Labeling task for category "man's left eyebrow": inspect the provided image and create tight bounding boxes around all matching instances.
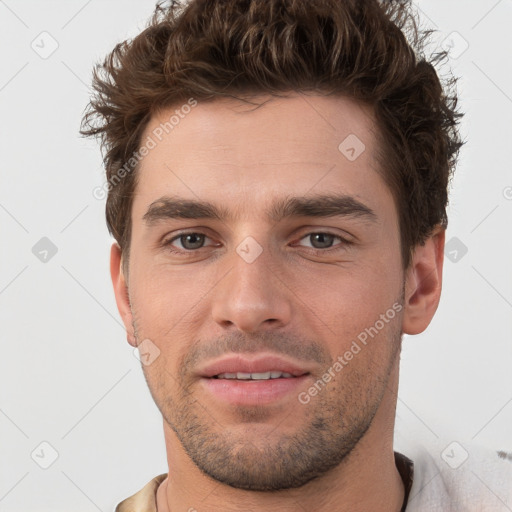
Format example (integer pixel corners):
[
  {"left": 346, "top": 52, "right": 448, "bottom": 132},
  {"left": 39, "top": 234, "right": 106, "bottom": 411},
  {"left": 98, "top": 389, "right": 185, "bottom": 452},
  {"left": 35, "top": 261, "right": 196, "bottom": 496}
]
[
  {"left": 268, "top": 194, "right": 377, "bottom": 223},
  {"left": 142, "top": 194, "right": 377, "bottom": 225}
]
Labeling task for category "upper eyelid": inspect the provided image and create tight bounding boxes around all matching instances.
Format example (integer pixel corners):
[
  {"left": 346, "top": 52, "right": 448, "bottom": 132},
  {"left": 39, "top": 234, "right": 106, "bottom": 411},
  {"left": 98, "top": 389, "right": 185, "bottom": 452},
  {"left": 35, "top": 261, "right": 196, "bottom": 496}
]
[
  {"left": 164, "top": 229, "right": 214, "bottom": 243},
  {"left": 166, "top": 231, "right": 216, "bottom": 247},
  {"left": 295, "top": 232, "right": 346, "bottom": 242}
]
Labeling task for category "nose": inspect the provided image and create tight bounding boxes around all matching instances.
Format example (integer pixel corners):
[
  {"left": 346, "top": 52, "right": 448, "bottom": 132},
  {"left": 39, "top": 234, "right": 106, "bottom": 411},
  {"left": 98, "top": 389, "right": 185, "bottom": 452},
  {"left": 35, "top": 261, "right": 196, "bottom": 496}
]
[{"left": 211, "top": 245, "right": 293, "bottom": 333}]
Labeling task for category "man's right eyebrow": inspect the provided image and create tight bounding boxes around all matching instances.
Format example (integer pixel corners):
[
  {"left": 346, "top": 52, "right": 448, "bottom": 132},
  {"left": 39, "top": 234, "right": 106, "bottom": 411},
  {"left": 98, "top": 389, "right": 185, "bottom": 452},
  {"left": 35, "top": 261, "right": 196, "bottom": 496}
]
[{"left": 143, "top": 197, "right": 227, "bottom": 225}]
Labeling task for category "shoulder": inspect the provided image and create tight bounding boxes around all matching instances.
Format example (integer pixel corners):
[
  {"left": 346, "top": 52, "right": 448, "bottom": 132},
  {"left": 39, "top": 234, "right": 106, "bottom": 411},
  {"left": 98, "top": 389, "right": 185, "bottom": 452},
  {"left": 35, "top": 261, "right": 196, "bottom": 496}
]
[
  {"left": 402, "top": 442, "right": 512, "bottom": 512},
  {"left": 115, "top": 474, "right": 168, "bottom": 512}
]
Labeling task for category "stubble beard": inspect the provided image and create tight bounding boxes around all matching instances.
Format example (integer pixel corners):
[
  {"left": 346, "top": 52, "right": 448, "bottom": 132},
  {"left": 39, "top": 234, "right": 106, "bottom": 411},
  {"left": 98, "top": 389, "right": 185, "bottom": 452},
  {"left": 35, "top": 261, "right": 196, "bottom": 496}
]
[{"left": 135, "top": 317, "right": 404, "bottom": 491}]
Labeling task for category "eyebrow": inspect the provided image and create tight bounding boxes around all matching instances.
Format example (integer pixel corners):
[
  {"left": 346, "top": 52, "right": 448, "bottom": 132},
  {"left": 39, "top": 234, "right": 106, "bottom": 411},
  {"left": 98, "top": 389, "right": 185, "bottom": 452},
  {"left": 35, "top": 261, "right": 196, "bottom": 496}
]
[{"left": 142, "top": 194, "right": 377, "bottom": 225}]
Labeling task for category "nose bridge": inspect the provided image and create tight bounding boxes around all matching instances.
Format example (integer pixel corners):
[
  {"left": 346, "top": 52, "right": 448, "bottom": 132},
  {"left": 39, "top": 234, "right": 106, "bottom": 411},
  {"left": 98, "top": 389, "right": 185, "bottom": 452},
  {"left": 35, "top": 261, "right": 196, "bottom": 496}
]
[{"left": 211, "top": 241, "right": 292, "bottom": 332}]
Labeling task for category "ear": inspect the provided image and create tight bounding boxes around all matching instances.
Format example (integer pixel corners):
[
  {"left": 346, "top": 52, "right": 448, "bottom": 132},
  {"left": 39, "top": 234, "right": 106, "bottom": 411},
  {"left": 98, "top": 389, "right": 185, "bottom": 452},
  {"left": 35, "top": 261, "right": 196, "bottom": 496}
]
[
  {"left": 402, "top": 226, "right": 445, "bottom": 335},
  {"left": 110, "top": 243, "right": 137, "bottom": 347}
]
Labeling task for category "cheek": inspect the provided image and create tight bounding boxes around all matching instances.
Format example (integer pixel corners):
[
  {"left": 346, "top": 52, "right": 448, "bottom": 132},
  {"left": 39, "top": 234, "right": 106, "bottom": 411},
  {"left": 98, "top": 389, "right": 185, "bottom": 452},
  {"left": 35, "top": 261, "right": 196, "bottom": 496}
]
[
  {"left": 290, "top": 260, "right": 401, "bottom": 337},
  {"left": 132, "top": 258, "right": 213, "bottom": 314},
  {"left": 129, "top": 262, "right": 218, "bottom": 362}
]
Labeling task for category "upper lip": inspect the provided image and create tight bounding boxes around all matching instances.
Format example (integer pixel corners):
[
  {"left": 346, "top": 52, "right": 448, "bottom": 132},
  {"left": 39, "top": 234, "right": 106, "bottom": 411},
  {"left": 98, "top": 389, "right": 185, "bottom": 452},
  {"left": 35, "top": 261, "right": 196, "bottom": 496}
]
[{"left": 198, "top": 354, "right": 311, "bottom": 378}]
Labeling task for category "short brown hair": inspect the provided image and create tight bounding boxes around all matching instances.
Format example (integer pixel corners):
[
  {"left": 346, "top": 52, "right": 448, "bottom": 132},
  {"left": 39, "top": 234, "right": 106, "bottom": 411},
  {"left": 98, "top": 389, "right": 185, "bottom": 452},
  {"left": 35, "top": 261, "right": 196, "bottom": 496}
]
[{"left": 81, "top": 0, "right": 463, "bottom": 272}]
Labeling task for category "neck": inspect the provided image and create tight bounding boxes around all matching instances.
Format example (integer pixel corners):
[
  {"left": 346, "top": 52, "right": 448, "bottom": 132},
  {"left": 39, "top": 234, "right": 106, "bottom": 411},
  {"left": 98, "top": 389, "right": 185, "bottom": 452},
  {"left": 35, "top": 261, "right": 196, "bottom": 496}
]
[{"left": 157, "top": 363, "right": 404, "bottom": 512}]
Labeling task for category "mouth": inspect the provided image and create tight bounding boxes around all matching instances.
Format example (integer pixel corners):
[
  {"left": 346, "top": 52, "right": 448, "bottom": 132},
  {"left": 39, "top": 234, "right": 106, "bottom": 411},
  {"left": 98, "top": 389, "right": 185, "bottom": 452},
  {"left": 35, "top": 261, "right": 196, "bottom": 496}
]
[
  {"left": 199, "top": 353, "right": 311, "bottom": 378},
  {"left": 198, "top": 354, "right": 312, "bottom": 405},
  {"left": 212, "top": 371, "right": 305, "bottom": 380}
]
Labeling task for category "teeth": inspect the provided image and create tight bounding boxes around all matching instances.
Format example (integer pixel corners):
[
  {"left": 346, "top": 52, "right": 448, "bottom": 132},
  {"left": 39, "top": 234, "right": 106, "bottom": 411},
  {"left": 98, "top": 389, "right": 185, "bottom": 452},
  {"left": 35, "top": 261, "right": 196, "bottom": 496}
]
[
  {"left": 250, "top": 372, "right": 271, "bottom": 380},
  {"left": 216, "top": 371, "right": 295, "bottom": 380}
]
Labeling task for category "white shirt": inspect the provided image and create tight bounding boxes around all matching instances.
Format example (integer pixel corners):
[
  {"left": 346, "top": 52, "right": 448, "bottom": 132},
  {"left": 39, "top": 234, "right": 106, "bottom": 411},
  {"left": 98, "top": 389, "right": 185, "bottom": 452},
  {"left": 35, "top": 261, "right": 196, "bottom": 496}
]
[{"left": 403, "top": 442, "right": 512, "bottom": 511}]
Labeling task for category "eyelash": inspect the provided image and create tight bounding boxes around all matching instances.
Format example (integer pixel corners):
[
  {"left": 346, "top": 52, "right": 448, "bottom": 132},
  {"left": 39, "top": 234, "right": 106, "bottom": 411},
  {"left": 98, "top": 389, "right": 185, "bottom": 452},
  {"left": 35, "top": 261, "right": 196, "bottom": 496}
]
[{"left": 162, "top": 231, "right": 352, "bottom": 256}]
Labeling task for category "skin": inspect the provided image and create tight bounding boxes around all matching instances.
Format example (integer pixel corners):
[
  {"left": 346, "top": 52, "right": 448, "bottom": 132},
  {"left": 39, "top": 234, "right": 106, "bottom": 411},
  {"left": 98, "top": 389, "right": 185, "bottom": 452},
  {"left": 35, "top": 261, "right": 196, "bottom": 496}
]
[{"left": 111, "top": 92, "right": 445, "bottom": 511}]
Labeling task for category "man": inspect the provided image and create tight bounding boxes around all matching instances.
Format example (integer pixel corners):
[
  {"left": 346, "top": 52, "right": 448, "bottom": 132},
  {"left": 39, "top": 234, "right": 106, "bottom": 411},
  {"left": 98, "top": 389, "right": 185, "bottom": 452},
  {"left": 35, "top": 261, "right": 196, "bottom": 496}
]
[{"left": 81, "top": 0, "right": 511, "bottom": 510}]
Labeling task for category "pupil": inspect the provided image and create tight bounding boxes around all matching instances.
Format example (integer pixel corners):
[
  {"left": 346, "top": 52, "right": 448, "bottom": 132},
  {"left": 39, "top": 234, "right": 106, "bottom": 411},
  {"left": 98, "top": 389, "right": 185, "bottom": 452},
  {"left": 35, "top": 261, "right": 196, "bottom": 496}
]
[
  {"left": 311, "top": 233, "right": 333, "bottom": 249},
  {"left": 183, "top": 233, "right": 204, "bottom": 249}
]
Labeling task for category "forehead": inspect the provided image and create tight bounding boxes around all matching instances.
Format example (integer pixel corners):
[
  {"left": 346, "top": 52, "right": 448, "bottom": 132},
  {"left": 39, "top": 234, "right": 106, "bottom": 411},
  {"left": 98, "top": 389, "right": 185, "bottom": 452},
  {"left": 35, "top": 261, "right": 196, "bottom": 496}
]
[{"left": 133, "top": 93, "right": 394, "bottom": 223}]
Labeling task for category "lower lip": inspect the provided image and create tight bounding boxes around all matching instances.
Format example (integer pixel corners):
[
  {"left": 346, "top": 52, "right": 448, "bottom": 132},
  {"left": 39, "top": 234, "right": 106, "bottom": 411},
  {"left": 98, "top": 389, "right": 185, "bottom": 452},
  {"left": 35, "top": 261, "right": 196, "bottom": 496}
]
[{"left": 201, "top": 375, "right": 310, "bottom": 405}]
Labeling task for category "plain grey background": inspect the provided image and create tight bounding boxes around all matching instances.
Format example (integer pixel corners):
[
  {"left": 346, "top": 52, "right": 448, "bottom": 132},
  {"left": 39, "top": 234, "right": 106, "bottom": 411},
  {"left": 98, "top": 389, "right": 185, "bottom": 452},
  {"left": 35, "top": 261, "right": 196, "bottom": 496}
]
[{"left": 1, "top": 0, "right": 511, "bottom": 510}]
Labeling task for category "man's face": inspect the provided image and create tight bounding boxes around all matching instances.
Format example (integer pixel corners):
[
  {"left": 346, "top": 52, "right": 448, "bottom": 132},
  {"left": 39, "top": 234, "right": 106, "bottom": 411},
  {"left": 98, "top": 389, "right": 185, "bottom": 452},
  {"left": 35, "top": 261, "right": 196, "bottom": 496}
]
[{"left": 119, "top": 93, "right": 407, "bottom": 490}]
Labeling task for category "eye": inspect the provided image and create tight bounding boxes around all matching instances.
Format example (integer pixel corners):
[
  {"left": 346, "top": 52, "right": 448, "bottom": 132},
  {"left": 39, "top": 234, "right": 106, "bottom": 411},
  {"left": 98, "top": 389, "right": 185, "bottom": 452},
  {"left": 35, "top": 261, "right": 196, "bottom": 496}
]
[
  {"left": 162, "top": 230, "right": 351, "bottom": 256},
  {"left": 164, "top": 232, "right": 214, "bottom": 252},
  {"left": 296, "top": 232, "right": 350, "bottom": 250}
]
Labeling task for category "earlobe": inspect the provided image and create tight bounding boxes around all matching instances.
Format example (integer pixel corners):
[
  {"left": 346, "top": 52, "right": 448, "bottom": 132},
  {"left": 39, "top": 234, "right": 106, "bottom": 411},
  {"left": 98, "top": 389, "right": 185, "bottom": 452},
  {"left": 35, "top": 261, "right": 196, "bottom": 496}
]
[
  {"left": 402, "top": 227, "right": 445, "bottom": 335},
  {"left": 110, "top": 243, "right": 137, "bottom": 347}
]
